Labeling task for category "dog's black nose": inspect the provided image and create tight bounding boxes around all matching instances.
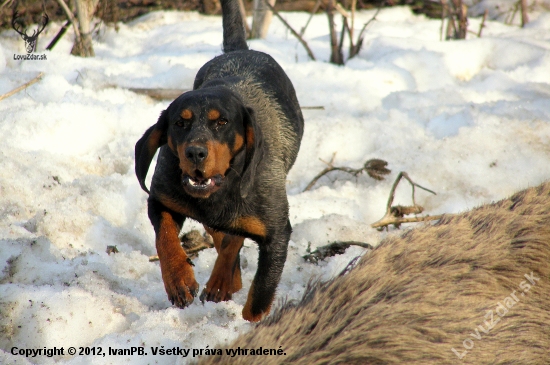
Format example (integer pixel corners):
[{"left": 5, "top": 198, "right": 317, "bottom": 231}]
[{"left": 185, "top": 145, "right": 208, "bottom": 164}]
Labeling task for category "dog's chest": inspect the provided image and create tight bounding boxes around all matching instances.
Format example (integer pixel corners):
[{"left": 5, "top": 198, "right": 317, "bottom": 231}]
[{"left": 156, "top": 191, "right": 266, "bottom": 239}]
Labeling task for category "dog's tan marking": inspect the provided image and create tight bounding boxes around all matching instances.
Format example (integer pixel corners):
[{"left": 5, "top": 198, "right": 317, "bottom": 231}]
[
  {"left": 207, "top": 109, "right": 221, "bottom": 120},
  {"left": 176, "top": 141, "right": 232, "bottom": 179},
  {"left": 181, "top": 109, "right": 193, "bottom": 119},
  {"left": 204, "top": 141, "right": 232, "bottom": 177},
  {"left": 234, "top": 133, "right": 244, "bottom": 152},
  {"left": 245, "top": 125, "right": 255, "bottom": 150},
  {"left": 202, "top": 226, "right": 244, "bottom": 302},
  {"left": 147, "top": 128, "right": 164, "bottom": 156},
  {"left": 156, "top": 211, "right": 198, "bottom": 308},
  {"left": 167, "top": 136, "right": 175, "bottom": 152},
  {"left": 233, "top": 216, "right": 267, "bottom": 237},
  {"left": 157, "top": 193, "right": 196, "bottom": 219}
]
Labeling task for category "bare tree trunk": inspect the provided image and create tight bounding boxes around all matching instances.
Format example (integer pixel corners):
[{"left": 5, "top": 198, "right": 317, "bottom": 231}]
[
  {"left": 451, "top": 0, "right": 467, "bottom": 39},
  {"left": 251, "top": 0, "right": 276, "bottom": 39},
  {"left": 71, "top": 0, "right": 98, "bottom": 57},
  {"left": 520, "top": 0, "right": 529, "bottom": 27},
  {"left": 327, "top": 0, "right": 343, "bottom": 65}
]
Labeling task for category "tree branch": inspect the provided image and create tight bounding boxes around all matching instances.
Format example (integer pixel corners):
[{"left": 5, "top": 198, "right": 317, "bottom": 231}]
[
  {"left": 350, "top": 6, "right": 380, "bottom": 58},
  {"left": 304, "top": 153, "right": 390, "bottom": 192},
  {"left": 264, "top": 0, "right": 316, "bottom": 61},
  {"left": 371, "top": 172, "right": 441, "bottom": 230},
  {"left": 54, "top": 0, "right": 82, "bottom": 46},
  {"left": 300, "top": 0, "right": 323, "bottom": 36}
]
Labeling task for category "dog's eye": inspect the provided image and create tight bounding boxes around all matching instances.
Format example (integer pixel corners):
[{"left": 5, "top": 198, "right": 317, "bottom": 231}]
[
  {"left": 217, "top": 118, "right": 228, "bottom": 126},
  {"left": 175, "top": 120, "right": 184, "bottom": 127}
]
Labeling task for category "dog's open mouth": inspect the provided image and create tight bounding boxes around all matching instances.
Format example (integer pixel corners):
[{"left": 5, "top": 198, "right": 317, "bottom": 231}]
[
  {"left": 182, "top": 174, "right": 223, "bottom": 197},
  {"left": 185, "top": 176, "right": 215, "bottom": 188}
]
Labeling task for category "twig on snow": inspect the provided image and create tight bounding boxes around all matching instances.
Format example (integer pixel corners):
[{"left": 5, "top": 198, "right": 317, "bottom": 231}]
[
  {"left": 371, "top": 171, "right": 442, "bottom": 230},
  {"left": 303, "top": 240, "right": 373, "bottom": 264},
  {"left": 303, "top": 153, "right": 390, "bottom": 192},
  {"left": 0, "top": 72, "right": 44, "bottom": 102}
]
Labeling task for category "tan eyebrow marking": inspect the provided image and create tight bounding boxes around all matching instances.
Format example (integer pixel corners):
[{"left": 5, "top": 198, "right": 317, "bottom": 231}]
[
  {"left": 207, "top": 109, "right": 220, "bottom": 120},
  {"left": 181, "top": 109, "right": 193, "bottom": 119}
]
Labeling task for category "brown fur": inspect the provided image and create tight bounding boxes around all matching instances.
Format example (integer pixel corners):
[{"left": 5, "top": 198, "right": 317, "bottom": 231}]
[
  {"left": 181, "top": 109, "right": 193, "bottom": 119},
  {"left": 198, "top": 182, "right": 550, "bottom": 364},
  {"left": 233, "top": 133, "right": 244, "bottom": 153},
  {"left": 156, "top": 193, "right": 197, "bottom": 219},
  {"left": 176, "top": 141, "right": 233, "bottom": 183},
  {"left": 208, "top": 109, "right": 221, "bottom": 120},
  {"left": 201, "top": 227, "right": 245, "bottom": 302},
  {"left": 156, "top": 212, "right": 199, "bottom": 308},
  {"left": 231, "top": 216, "right": 267, "bottom": 238}
]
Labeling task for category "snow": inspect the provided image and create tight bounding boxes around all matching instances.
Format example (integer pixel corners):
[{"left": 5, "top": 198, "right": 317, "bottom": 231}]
[{"left": 1, "top": 4, "right": 550, "bottom": 364}]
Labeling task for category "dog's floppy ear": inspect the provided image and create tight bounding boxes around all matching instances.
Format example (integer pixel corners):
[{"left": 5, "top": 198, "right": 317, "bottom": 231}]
[
  {"left": 135, "top": 110, "right": 169, "bottom": 194},
  {"left": 240, "top": 107, "right": 263, "bottom": 199}
]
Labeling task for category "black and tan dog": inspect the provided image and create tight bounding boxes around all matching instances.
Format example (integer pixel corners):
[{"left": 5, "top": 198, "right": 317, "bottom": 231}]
[{"left": 135, "top": 0, "right": 303, "bottom": 322}]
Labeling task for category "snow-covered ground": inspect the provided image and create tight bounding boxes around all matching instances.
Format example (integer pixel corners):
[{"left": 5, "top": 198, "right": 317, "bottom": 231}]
[{"left": 1, "top": 3, "right": 550, "bottom": 364}]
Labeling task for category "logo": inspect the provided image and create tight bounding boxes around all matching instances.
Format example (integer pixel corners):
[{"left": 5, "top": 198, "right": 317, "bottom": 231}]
[{"left": 12, "top": 11, "right": 49, "bottom": 55}]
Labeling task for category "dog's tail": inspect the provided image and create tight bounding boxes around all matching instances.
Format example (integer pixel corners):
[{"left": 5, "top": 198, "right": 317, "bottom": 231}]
[{"left": 221, "top": 0, "right": 248, "bottom": 53}]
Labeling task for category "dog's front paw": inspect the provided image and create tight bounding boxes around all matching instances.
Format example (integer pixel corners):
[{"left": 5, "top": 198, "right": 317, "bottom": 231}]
[
  {"left": 161, "top": 257, "right": 199, "bottom": 308},
  {"left": 199, "top": 278, "right": 233, "bottom": 303},
  {"left": 199, "top": 262, "right": 242, "bottom": 303}
]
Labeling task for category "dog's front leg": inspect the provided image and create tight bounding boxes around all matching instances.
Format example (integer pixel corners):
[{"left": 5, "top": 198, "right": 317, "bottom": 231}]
[
  {"left": 242, "top": 220, "right": 291, "bottom": 322},
  {"left": 148, "top": 198, "right": 199, "bottom": 308}
]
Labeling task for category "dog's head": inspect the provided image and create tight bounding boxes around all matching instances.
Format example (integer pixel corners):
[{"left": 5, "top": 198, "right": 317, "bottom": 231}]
[{"left": 135, "top": 86, "right": 262, "bottom": 199}]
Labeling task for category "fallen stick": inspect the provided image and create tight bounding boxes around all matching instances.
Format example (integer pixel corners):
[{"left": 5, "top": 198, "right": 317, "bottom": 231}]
[
  {"left": 371, "top": 171, "right": 442, "bottom": 230},
  {"left": 302, "top": 106, "right": 324, "bottom": 110},
  {"left": 303, "top": 240, "right": 373, "bottom": 264},
  {"left": 0, "top": 72, "right": 44, "bottom": 102},
  {"left": 304, "top": 153, "right": 390, "bottom": 192}
]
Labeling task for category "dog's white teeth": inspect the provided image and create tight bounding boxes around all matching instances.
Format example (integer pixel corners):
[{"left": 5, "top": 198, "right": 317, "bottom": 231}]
[{"left": 187, "top": 178, "right": 211, "bottom": 187}]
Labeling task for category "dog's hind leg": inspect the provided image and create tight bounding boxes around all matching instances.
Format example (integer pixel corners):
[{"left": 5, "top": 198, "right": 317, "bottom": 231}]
[
  {"left": 148, "top": 198, "right": 199, "bottom": 308},
  {"left": 200, "top": 226, "right": 245, "bottom": 303}
]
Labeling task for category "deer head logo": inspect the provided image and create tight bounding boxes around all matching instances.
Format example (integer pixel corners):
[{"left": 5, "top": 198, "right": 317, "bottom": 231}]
[{"left": 12, "top": 12, "right": 49, "bottom": 54}]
